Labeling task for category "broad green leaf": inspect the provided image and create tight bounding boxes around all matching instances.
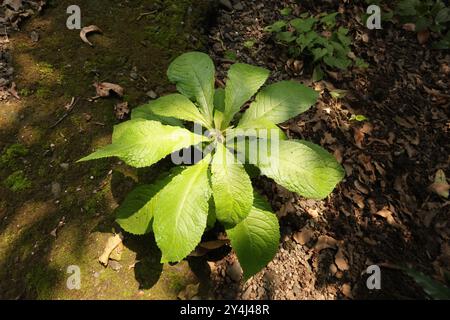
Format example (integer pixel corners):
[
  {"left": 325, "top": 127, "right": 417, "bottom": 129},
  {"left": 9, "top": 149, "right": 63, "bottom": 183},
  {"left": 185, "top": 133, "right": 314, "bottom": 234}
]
[
  {"left": 404, "top": 268, "right": 450, "bottom": 300},
  {"left": 79, "top": 119, "right": 208, "bottom": 168},
  {"left": 257, "top": 140, "right": 344, "bottom": 199},
  {"left": 227, "top": 118, "right": 287, "bottom": 141},
  {"left": 153, "top": 159, "right": 212, "bottom": 263},
  {"left": 290, "top": 17, "right": 317, "bottom": 33},
  {"left": 167, "top": 52, "right": 215, "bottom": 121},
  {"left": 143, "top": 94, "right": 210, "bottom": 128},
  {"left": 276, "top": 31, "right": 296, "bottom": 43},
  {"left": 115, "top": 169, "right": 182, "bottom": 235},
  {"left": 211, "top": 143, "right": 253, "bottom": 227},
  {"left": 324, "top": 55, "right": 352, "bottom": 70},
  {"left": 320, "top": 12, "right": 338, "bottom": 27},
  {"left": 115, "top": 185, "right": 158, "bottom": 235},
  {"left": 223, "top": 63, "right": 270, "bottom": 128},
  {"left": 280, "top": 8, "right": 292, "bottom": 16},
  {"left": 214, "top": 88, "right": 226, "bottom": 112},
  {"left": 207, "top": 199, "right": 217, "bottom": 229},
  {"left": 239, "top": 81, "right": 319, "bottom": 126},
  {"left": 436, "top": 8, "right": 450, "bottom": 23},
  {"left": 396, "top": 0, "right": 419, "bottom": 16},
  {"left": 224, "top": 136, "right": 280, "bottom": 174},
  {"left": 131, "top": 106, "right": 184, "bottom": 127},
  {"left": 214, "top": 88, "right": 226, "bottom": 129},
  {"left": 265, "top": 21, "right": 287, "bottom": 33},
  {"left": 227, "top": 193, "right": 280, "bottom": 279},
  {"left": 296, "top": 31, "right": 319, "bottom": 51},
  {"left": 312, "top": 47, "right": 328, "bottom": 62},
  {"left": 312, "top": 65, "right": 324, "bottom": 82},
  {"left": 355, "top": 58, "right": 369, "bottom": 69}
]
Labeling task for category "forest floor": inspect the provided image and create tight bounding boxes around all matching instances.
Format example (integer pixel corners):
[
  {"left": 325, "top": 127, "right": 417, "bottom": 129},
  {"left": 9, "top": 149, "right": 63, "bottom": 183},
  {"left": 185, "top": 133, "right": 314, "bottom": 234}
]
[{"left": 1, "top": 0, "right": 449, "bottom": 300}]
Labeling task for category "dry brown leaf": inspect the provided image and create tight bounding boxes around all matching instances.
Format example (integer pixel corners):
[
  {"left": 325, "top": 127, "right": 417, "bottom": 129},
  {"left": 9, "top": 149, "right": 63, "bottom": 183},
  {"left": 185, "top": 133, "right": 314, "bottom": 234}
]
[
  {"left": 114, "top": 102, "right": 130, "bottom": 120},
  {"left": 394, "top": 116, "right": 414, "bottom": 128},
  {"left": 4, "top": 0, "right": 23, "bottom": 11},
  {"left": 178, "top": 283, "right": 200, "bottom": 300},
  {"left": 354, "top": 123, "right": 373, "bottom": 148},
  {"left": 417, "top": 30, "right": 430, "bottom": 44},
  {"left": 335, "top": 247, "right": 349, "bottom": 271},
  {"left": 80, "top": 25, "right": 103, "bottom": 46},
  {"left": 333, "top": 148, "right": 343, "bottom": 164},
  {"left": 342, "top": 283, "right": 353, "bottom": 298},
  {"left": 321, "top": 132, "right": 337, "bottom": 145},
  {"left": 94, "top": 82, "right": 124, "bottom": 98},
  {"left": 430, "top": 169, "right": 449, "bottom": 198},
  {"left": 277, "top": 201, "right": 295, "bottom": 218},
  {"left": 314, "top": 235, "right": 338, "bottom": 251},
  {"left": 375, "top": 208, "right": 395, "bottom": 225},
  {"left": 99, "top": 233, "right": 123, "bottom": 266},
  {"left": 403, "top": 23, "right": 416, "bottom": 32},
  {"left": 293, "top": 227, "right": 314, "bottom": 245}
]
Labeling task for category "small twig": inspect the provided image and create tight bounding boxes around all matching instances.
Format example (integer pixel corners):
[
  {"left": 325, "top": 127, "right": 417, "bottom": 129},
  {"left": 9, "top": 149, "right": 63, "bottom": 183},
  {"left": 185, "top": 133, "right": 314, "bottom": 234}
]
[
  {"left": 50, "top": 97, "right": 79, "bottom": 129},
  {"left": 136, "top": 10, "right": 157, "bottom": 21}
]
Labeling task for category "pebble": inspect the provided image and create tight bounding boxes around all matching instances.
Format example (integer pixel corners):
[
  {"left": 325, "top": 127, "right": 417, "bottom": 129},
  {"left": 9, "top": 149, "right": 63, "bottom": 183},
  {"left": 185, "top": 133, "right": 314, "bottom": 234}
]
[
  {"left": 51, "top": 182, "right": 61, "bottom": 198},
  {"left": 108, "top": 260, "right": 122, "bottom": 271},
  {"left": 30, "top": 31, "right": 39, "bottom": 42},
  {"left": 233, "top": 2, "right": 244, "bottom": 11},
  {"left": 219, "top": 0, "right": 233, "bottom": 11},
  {"left": 146, "top": 90, "right": 158, "bottom": 99}
]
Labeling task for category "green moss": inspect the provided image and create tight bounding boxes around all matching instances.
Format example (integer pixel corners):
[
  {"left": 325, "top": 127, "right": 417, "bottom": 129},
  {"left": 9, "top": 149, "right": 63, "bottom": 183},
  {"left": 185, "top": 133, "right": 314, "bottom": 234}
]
[
  {"left": 25, "top": 266, "right": 61, "bottom": 299},
  {"left": 166, "top": 270, "right": 188, "bottom": 292},
  {"left": 3, "top": 170, "right": 32, "bottom": 192},
  {"left": 0, "top": 144, "right": 29, "bottom": 169},
  {"left": 83, "top": 185, "right": 110, "bottom": 216},
  {"left": 35, "top": 87, "right": 52, "bottom": 99},
  {"left": 142, "top": 0, "right": 210, "bottom": 51},
  {"left": 19, "top": 88, "right": 32, "bottom": 97},
  {"left": 37, "top": 62, "right": 54, "bottom": 77}
]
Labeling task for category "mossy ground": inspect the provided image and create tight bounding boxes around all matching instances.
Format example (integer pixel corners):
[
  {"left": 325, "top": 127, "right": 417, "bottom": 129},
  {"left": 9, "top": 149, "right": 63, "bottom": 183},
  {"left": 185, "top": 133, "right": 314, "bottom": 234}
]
[{"left": 0, "top": 0, "right": 214, "bottom": 299}]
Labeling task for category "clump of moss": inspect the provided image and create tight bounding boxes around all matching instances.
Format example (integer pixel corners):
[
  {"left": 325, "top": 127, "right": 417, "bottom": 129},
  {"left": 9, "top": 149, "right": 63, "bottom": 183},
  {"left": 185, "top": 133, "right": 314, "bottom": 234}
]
[
  {"left": 36, "top": 87, "right": 52, "bottom": 99},
  {"left": 19, "top": 88, "right": 32, "bottom": 97},
  {"left": 37, "top": 62, "right": 54, "bottom": 77},
  {"left": 0, "top": 144, "right": 29, "bottom": 169},
  {"left": 3, "top": 170, "right": 32, "bottom": 192}
]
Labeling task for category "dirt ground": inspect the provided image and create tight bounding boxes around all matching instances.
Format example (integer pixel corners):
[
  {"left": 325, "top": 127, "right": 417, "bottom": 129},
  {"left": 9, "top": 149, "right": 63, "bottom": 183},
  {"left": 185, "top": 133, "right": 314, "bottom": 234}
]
[{"left": 1, "top": 0, "right": 449, "bottom": 300}]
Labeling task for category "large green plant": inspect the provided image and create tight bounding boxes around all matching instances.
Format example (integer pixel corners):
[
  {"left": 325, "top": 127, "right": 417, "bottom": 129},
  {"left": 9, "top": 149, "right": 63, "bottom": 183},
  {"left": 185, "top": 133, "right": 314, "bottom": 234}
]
[
  {"left": 79, "top": 52, "right": 344, "bottom": 279},
  {"left": 396, "top": 0, "right": 450, "bottom": 48},
  {"left": 266, "top": 12, "right": 367, "bottom": 81}
]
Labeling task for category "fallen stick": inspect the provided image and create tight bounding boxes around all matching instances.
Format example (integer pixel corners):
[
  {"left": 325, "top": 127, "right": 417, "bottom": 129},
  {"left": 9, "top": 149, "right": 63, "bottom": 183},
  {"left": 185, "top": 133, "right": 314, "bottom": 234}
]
[{"left": 50, "top": 97, "right": 79, "bottom": 129}]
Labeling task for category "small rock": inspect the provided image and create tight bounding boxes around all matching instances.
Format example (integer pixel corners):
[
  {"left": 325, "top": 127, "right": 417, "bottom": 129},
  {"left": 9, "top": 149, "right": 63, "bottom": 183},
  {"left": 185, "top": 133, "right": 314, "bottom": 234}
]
[
  {"left": 30, "top": 31, "right": 39, "bottom": 42},
  {"left": 59, "top": 163, "right": 69, "bottom": 171},
  {"left": 233, "top": 2, "right": 244, "bottom": 11},
  {"left": 219, "top": 0, "right": 233, "bottom": 10},
  {"left": 293, "top": 227, "right": 314, "bottom": 245},
  {"left": 130, "top": 70, "right": 138, "bottom": 80},
  {"left": 226, "top": 260, "right": 243, "bottom": 282},
  {"left": 146, "top": 90, "right": 158, "bottom": 99},
  {"left": 51, "top": 182, "right": 61, "bottom": 198},
  {"left": 108, "top": 260, "right": 122, "bottom": 271}
]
